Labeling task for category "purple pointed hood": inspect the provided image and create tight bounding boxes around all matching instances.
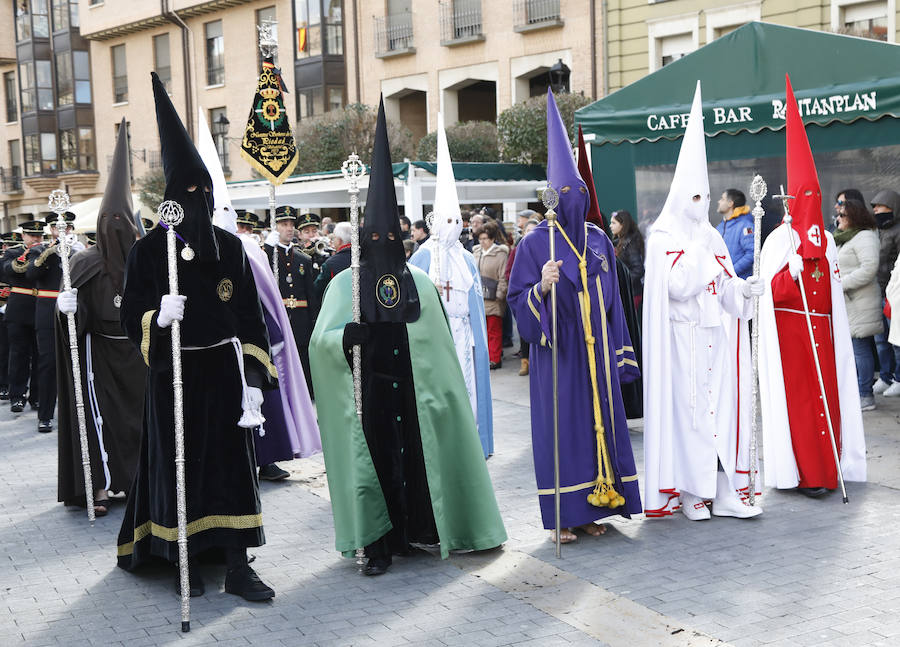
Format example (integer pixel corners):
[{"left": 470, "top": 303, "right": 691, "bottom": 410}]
[{"left": 546, "top": 89, "right": 589, "bottom": 250}]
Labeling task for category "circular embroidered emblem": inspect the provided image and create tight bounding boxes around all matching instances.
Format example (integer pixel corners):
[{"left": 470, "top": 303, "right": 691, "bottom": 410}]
[
  {"left": 217, "top": 278, "right": 234, "bottom": 302},
  {"left": 376, "top": 274, "right": 400, "bottom": 309}
]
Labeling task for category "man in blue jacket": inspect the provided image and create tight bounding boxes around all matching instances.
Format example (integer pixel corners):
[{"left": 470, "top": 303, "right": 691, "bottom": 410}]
[{"left": 716, "top": 188, "right": 754, "bottom": 279}]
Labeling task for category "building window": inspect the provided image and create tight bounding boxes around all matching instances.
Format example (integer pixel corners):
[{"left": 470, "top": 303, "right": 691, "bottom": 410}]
[
  {"left": 326, "top": 0, "right": 343, "bottom": 55},
  {"left": 60, "top": 128, "right": 76, "bottom": 171},
  {"left": 111, "top": 44, "right": 127, "bottom": 103},
  {"left": 4, "top": 73, "right": 17, "bottom": 122},
  {"left": 328, "top": 86, "right": 344, "bottom": 112},
  {"left": 51, "top": 0, "right": 79, "bottom": 31},
  {"left": 295, "top": 0, "right": 322, "bottom": 58},
  {"left": 256, "top": 6, "right": 276, "bottom": 67},
  {"left": 73, "top": 51, "right": 91, "bottom": 103},
  {"left": 153, "top": 34, "right": 171, "bottom": 91},
  {"left": 659, "top": 33, "right": 692, "bottom": 66},
  {"left": 24, "top": 134, "right": 39, "bottom": 176},
  {"left": 36, "top": 60, "right": 54, "bottom": 110},
  {"left": 298, "top": 86, "right": 323, "bottom": 120},
  {"left": 18, "top": 62, "right": 34, "bottom": 112},
  {"left": 205, "top": 20, "right": 225, "bottom": 85},
  {"left": 15, "top": 2, "right": 32, "bottom": 41},
  {"left": 78, "top": 126, "right": 95, "bottom": 170},
  {"left": 56, "top": 52, "right": 73, "bottom": 105},
  {"left": 41, "top": 132, "right": 57, "bottom": 173},
  {"left": 32, "top": 0, "right": 50, "bottom": 38},
  {"left": 7, "top": 140, "right": 22, "bottom": 191},
  {"left": 209, "top": 107, "right": 229, "bottom": 173},
  {"left": 838, "top": 1, "right": 890, "bottom": 40}
]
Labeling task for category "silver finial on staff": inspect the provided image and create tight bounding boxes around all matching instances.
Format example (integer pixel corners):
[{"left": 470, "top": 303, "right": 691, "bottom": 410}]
[
  {"left": 49, "top": 189, "right": 95, "bottom": 524},
  {"left": 342, "top": 151, "right": 366, "bottom": 568},
  {"left": 747, "top": 174, "right": 766, "bottom": 506},
  {"left": 157, "top": 199, "right": 192, "bottom": 631},
  {"left": 772, "top": 185, "right": 848, "bottom": 504},
  {"left": 542, "top": 184, "right": 562, "bottom": 559}
]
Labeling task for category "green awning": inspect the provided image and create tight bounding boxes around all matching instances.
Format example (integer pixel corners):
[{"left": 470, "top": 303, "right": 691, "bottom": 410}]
[{"left": 576, "top": 22, "right": 900, "bottom": 145}]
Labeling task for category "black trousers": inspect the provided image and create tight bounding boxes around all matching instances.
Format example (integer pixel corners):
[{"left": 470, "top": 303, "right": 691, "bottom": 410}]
[
  {"left": 7, "top": 322, "right": 34, "bottom": 400},
  {"left": 0, "top": 316, "right": 8, "bottom": 388},
  {"left": 35, "top": 326, "right": 55, "bottom": 420}
]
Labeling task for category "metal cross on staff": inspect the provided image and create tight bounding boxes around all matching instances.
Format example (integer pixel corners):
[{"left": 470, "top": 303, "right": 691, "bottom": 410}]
[
  {"left": 157, "top": 199, "right": 192, "bottom": 631},
  {"left": 49, "top": 189, "right": 95, "bottom": 523},
  {"left": 773, "top": 185, "right": 848, "bottom": 504},
  {"left": 542, "top": 184, "right": 562, "bottom": 559},
  {"left": 747, "top": 174, "right": 766, "bottom": 506},
  {"left": 342, "top": 151, "right": 366, "bottom": 569}
]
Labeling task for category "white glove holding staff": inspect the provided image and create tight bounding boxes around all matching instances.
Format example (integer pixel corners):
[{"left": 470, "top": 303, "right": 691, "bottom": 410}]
[
  {"left": 157, "top": 294, "right": 186, "bottom": 328},
  {"left": 57, "top": 288, "right": 77, "bottom": 315},
  {"left": 741, "top": 276, "right": 765, "bottom": 298},
  {"left": 788, "top": 254, "right": 804, "bottom": 280}
]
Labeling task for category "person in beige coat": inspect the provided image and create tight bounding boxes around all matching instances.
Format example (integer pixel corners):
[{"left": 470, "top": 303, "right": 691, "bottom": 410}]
[
  {"left": 835, "top": 199, "right": 882, "bottom": 410},
  {"left": 474, "top": 220, "right": 509, "bottom": 368}
]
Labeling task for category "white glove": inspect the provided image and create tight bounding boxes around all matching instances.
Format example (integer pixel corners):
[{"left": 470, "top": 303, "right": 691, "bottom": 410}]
[
  {"left": 157, "top": 294, "right": 186, "bottom": 328},
  {"left": 238, "top": 386, "right": 265, "bottom": 429},
  {"left": 788, "top": 254, "right": 803, "bottom": 280},
  {"left": 270, "top": 341, "right": 285, "bottom": 356},
  {"left": 57, "top": 288, "right": 77, "bottom": 315},
  {"left": 741, "top": 276, "right": 765, "bottom": 298},
  {"left": 265, "top": 230, "right": 279, "bottom": 247},
  {"left": 540, "top": 260, "right": 562, "bottom": 295}
]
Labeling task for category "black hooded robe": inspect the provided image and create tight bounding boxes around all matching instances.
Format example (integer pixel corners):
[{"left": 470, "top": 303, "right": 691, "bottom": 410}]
[{"left": 116, "top": 227, "right": 276, "bottom": 568}]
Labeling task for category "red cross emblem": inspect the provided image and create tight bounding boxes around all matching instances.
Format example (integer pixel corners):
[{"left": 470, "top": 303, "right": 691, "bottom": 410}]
[{"left": 807, "top": 225, "right": 821, "bottom": 246}]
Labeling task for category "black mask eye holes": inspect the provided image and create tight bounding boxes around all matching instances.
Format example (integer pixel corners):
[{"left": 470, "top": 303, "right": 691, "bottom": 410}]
[
  {"left": 447, "top": 218, "right": 452, "bottom": 223},
  {"left": 805, "top": 190, "right": 813, "bottom": 197},
  {"left": 387, "top": 232, "right": 396, "bottom": 240},
  {"left": 578, "top": 186, "right": 587, "bottom": 194},
  {"left": 371, "top": 232, "right": 380, "bottom": 241},
  {"left": 561, "top": 186, "right": 571, "bottom": 194},
  {"left": 187, "top": 185, "right": 197, "bottom": 192}
]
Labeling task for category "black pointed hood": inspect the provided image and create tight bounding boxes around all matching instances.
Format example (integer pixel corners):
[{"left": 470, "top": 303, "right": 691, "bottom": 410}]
[
  {"left": 152, "top": 71, "right": 218, "bottom": 261},
  {"left": 359, "top": 97, "right": 419, "bottom": 323}
]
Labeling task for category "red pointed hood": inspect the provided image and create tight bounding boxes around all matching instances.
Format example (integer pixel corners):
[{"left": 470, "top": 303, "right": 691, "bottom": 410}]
[
  {"left": 785, "top": 75, "right": 825, "bottom": 259},
  {"left": 576, "top": 125, "right": 609, "bottom": 235}
]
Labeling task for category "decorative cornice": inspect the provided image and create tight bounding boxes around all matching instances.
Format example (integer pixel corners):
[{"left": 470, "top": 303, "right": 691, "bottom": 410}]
[{"left": 81, "top": 0, "right": 251, "bottom": 41}]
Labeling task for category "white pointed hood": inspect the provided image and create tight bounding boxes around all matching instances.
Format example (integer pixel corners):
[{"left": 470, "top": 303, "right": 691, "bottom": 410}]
[
  {"left": 430, "top": 112, "right": 473, "bottom": 292},
  {"left": 197, "top": 108, "right": 237, "bottom": 234},
  {"left": 652, "top": 81, "right": 710, "bottom": 237}
]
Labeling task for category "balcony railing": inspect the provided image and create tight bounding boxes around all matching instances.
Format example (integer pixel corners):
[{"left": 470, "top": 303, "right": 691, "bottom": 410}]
[
  {"left": 374, "top": 13, "right": 414, "bottom": 57},
  {"left": 440, "top": 0, "right": 484, "bottom": 45},
  {"left": 0, "top": 167, "right": 22, "bottom": 193},
  {"left": 513, "top": 0, "right": 563, "bottom": 32}
]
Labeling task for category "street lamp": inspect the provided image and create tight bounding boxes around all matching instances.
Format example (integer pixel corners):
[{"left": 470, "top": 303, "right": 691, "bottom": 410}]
[
  {"left": 549, "top": 59, "right": 570, "bottom": 94},
  {"left": 211, "top": 113, "right": 230, "bottom": 137}
]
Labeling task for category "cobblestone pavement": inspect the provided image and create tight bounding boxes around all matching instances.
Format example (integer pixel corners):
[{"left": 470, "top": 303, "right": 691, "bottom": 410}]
[{"left": 3, "top": 356, "right": 900, "bottom": 646}]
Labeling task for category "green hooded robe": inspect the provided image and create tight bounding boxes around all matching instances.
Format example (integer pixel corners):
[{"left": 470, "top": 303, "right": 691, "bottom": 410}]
[{"left": 309, "top": 265, "right": 507, "bottom": 559}]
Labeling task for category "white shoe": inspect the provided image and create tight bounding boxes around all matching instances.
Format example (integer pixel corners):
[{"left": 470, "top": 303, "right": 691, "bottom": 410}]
[
  {"left": 860, "top": 395, "right": 876, "bottom": 411},
  {"left": 680, "top": 493, "right": 710, "bottom": 521},
  {"left": 874, "top": 378, "right": 892, "bottom": 394},
  {"left": 712, "top": 473, "right": 762, "bottom": 518},
  {"left": 883, "top": 382, "right": 900, "bottom": 397}
]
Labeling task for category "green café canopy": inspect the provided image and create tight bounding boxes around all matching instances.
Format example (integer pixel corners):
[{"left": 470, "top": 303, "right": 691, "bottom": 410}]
[{"left": 576, "top": 22, "right": 900, "bottom": 145}]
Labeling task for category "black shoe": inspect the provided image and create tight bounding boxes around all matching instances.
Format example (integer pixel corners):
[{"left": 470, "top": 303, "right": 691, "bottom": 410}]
[
  {"left": 0, "top": 387, "right": 9, "bottom": 400},
  {"left": 363, "top": 559, "right": 390, "bottom": 576},
  {"left": 258, "top": 464, "right": 290, "bottom": 481},
  {"left": 29, "top": 401, "right": 38, "bottom": 411},
  {"left": 490, "top": 361, "right": 502, "bottom": 370},
  {"left": 37, "top": 420, "right": 52, "bottom": 433},
  {"left": 224, "top": 565, "right": 275, "bottom": 601},
  {"left": 503, "top": 339, "right": 514, "bottom": 348},
  {"left": 797, "top": 487, "right": 829, "bottom": 498},
  {"left": 174, "top": 569, "right": 205, "bottom": 597},
  {"left": 10, "top": 398, "right": 25, "bottom": 413}
]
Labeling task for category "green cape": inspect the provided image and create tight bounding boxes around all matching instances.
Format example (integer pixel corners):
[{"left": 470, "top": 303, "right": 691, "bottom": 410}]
[{"left": 309, "top": 266, "right": 507, "bottom": 558}]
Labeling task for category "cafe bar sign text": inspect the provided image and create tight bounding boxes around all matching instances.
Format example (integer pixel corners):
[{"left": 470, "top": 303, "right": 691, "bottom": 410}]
[{"left": 646, "top": 91, "right": 878, "bottom": 133}]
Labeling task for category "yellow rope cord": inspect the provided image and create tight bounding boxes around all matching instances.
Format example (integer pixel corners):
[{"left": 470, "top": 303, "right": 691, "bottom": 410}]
[{"left": 555, "top": 223, "right": 624, "bottom": 510}]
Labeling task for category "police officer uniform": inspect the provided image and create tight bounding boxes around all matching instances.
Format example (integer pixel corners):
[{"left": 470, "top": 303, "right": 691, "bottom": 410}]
[
  {"left": 0, "top": 232, "right": 20, "bottom": 400},
  {"left": 1, "top": 221, "right": 44, "bottom": 414},
  {"left": 27, "top": 212, "right": 79, "bottom": 431},
  {"left": 264, "top": 206, "right": 319, "bottom": 395},
  {"left": 297, "top": 212, "right": 330, "bottom": 272}
]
